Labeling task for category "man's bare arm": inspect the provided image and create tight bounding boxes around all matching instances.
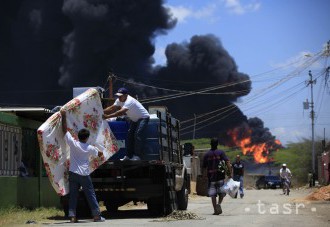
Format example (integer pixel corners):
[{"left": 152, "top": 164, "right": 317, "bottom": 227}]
[
  {"left": 103, "top": 107, "right": 128, "bottom": 119},
  {"left": 94, "top": 147, "right": 104, "bottom": 158},
  {"left": 104, "top": 105, "right": 120, "bottom": 114}
]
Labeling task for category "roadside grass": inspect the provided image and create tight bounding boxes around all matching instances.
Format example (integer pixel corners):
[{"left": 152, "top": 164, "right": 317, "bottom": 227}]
[{"left": 0, "top": 206, "right": 65, "bottom": 226}]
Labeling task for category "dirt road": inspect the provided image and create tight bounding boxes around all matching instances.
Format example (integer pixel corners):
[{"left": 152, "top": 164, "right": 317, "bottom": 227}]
[{"left": 45, "top": 188, "right": 330, "bottom": 226}]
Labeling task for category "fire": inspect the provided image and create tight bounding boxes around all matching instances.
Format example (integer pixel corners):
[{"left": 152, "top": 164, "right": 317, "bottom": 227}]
[
  {"left": 275, "top": 139, "right": 281, "bottom": 145},
  {"left": 228, "top": 128, "right": 275, "bottom": 163}
]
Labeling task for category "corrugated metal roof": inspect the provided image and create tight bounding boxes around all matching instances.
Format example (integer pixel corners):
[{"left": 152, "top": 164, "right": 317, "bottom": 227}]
[
  {"left": 0, "top": 107, "right": 53, "bottom": 122},
  {"left": 0, "top": 107, "right": 52, "bottom": 113}
]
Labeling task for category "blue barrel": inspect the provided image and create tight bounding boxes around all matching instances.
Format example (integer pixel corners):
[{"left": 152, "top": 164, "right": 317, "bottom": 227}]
[
  {"left": 108, "top": 120, "right": 129, "bottom": 160},
  {"left": 108, "top": 117, "right": 162, "bottom": 161},
  {"left": 142, "top": 118, "right": 161, "bottom": 160}
]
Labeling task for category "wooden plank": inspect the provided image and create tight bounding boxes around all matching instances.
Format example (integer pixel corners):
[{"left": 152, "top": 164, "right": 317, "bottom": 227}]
[
  {"left": 171, "top": 141, "right": 177, "bottom": 148},
  {"left": 171, "top": 131, "right": 178, "bottom": 138},
  {"left": 170, "top": 118, "right": 178, "bottom": 127},
  {"left": 157, "top": 112, "right": 167, "bottom": 121},
  {"left": 161, "top": 138, "right": 169, "bottom": 147},
  {"left": 160, "top": 126, "right": 167, "bottom": 135}
]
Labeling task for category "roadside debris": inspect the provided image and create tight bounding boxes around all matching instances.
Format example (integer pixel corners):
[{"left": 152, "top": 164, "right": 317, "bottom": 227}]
[
  {"left": 305, "top": 185, "right": 330, "bottom": 201},
  {"left": 153, "top": 210, "right": 205, "bottom": 222}
]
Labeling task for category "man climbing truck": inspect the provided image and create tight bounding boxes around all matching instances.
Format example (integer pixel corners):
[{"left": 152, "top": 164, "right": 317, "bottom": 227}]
[{"left": 61, "top": 106, "right": 190, "bottom": 217}]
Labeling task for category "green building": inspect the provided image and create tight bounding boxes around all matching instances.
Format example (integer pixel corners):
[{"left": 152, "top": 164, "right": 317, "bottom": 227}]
[{"left": 0, "top": 108, "right": 61, "bottom": 209}]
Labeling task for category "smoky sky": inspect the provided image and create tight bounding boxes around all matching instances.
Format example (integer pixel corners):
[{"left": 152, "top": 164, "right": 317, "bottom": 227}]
[
  {"left": 0, "top": 0, "right": 280, "bottom": 144},
  {"left": 142, "top": 34, "right": 252, "bottom": 139},
  {"left": 0, "top": 0, "right": 175, "bottom": 106}
]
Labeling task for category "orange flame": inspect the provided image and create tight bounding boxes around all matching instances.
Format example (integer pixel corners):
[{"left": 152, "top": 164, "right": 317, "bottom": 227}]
[
  {"left": 228, "top": 128, "right": 273, "bottom": 163},
  {"left": 275, "top": 139, "right": 281, "bottom": 145}
]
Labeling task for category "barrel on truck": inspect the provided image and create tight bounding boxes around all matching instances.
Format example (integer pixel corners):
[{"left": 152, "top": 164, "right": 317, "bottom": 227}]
[{"left": 60, "top": 107, "right": 190, "bottom": 217}]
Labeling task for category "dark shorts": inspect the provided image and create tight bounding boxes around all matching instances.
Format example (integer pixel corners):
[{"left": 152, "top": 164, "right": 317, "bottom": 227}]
[{"left": 208, "top": 180, "right": 226, "bottom": 197}]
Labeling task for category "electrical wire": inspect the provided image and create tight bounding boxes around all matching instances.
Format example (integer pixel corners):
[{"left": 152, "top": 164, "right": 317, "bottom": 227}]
[{"left": 180, "top": 50, "right": 328, "bottom": 133}]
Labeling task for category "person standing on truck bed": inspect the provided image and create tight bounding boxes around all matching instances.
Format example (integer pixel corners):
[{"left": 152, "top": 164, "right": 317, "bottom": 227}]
[
  {"left": 60, "top": 110, "right": 105, "bottom": 223},
  {"left": 202, "top": 138, "right": 232, "bottom": 215},
  {"left": 103, "top": 87, "right": 150, "bottom": 161}
]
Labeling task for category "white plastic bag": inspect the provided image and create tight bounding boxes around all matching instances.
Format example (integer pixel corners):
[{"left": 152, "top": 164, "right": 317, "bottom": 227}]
[{"left": 220, "top": 178, "right": 240, "bottom": 198}]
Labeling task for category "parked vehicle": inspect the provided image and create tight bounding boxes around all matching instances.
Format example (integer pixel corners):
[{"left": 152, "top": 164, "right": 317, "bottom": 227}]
[
  {"left": 256, "top": 175, "right": 282, "bottom": 189},
  {"left": 60, "top": 106, "right": 189, "bottom": 217}
]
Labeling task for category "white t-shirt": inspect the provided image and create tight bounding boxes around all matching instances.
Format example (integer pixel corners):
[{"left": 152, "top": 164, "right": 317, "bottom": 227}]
[
  {"left": 64, "top": 132, "right": 98, "bottom": 176},
  {"left": 280, "top": 168, "right": 292, "bottom": 179},
  {"left": 114, "top": 95, "right": 150, "bottom": 122}
]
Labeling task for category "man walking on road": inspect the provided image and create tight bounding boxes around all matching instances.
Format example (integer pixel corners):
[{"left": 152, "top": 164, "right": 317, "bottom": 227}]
[
  {"left": 202, "top": 138, "right": 232, "bottom": 215},
  {"left": 232, "top": 155, "right": 244, "bottom": 198}
]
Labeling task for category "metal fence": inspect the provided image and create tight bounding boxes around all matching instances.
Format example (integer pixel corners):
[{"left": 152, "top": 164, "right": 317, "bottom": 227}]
[{"left": 0, "top": 123, "right": 22, "bottom": 176}]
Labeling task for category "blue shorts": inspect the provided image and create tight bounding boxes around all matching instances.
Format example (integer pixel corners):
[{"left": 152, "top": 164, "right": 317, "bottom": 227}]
[{"left": 208, "top": 180, "right": 226, "bottom": 197}]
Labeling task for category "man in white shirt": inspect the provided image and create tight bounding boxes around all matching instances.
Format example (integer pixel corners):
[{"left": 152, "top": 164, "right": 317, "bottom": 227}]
[
  {"left": 103, "top": 87, "right": 150, "bottom": 161},
  {"left": 280, "top": 163, "right": 292, "bottom": 195},
  {"left": 60, "top": 110, "right": 105, "bottom": 223}
]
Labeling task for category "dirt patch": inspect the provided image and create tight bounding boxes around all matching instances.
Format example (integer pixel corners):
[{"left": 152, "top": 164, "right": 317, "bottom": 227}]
[{"left": 304, "top": 185, "right": 330, "bottom": 201}]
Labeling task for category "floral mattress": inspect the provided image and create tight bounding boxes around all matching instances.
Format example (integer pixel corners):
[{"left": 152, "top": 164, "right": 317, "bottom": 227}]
[{"left": 37, "top": 88, "right": 118, "bottom": 196}]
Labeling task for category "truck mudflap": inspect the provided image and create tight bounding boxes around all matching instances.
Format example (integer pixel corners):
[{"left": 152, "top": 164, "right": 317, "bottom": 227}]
[
  {"left": 175, "top": 165, "right": 186, "bottom": 191},
  {"left": 175, "top": 165, "right": 189, "bottom": 210}
]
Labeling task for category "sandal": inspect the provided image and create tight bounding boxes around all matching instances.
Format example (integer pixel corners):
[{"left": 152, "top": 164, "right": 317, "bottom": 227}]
[
  {"left": 216, "top": 204, "right": 222, "bottom": 214},
  {"left": 94, "top": 216, "right": 105, "bottom": 222}
]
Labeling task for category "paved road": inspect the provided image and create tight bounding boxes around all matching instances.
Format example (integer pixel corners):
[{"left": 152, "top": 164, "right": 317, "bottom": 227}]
[{"left": 44, "top": 188, "right": 330, "bottom": 227}]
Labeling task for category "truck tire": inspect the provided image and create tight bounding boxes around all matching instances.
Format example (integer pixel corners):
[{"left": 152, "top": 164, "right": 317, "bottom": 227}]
[
  {"left": 105, "top": 201, "right": 119, "bottom": 213},
  {"left": 147, "top": 197, "right": 163, "bottom": 216},
  {"left": 177, "top": 174, "right": 189, "bottom": 210},
  {"left": 147, "top": 194, "right": 174, "bottom": 216}
]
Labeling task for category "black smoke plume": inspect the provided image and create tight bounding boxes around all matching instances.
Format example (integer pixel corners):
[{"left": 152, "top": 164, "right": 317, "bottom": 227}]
[
  {"left": 143, "top": 34, "right": 252, "bottom": 139},
  {"left": 0, "top": 0, "right": 175, "bottom": 106},
  {"left": 0, "top": 0, "right": 281, "bottom": 146}
]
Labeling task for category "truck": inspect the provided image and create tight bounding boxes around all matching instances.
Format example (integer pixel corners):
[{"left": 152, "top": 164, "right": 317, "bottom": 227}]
[{"left": 60, "top": 106, "right": 190, "bottom": 217}]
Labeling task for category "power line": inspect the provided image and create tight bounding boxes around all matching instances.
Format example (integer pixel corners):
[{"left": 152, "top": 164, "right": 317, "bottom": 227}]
[{"left": 180, "top": 48, "right": 328, "bottom": 134}]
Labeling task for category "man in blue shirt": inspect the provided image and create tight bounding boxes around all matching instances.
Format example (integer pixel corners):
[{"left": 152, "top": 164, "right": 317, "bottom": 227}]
[
  {"left": 202, "top": 138, "right": 232, "bottom": 215},
  {"left": 232, "top": 155, "right": 244, "bottom": 198}
]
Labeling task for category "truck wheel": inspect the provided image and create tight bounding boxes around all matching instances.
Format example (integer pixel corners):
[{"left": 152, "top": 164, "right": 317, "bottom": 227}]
[
  {"left": 105, "top": 201, "right": 119, "bottom": 213},
  {"left": 177, "top": 175, "right": 189, "bottom": 210},
  {"left": 147, "top": 197, "right": 163, "bottom": 216}
]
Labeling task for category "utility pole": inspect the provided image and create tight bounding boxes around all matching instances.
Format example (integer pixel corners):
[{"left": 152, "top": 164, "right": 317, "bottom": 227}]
[
  {"left": 193, "top": 114, "right": 196, "bottom": 140},
  {"left": 109, "top": 72, "right": 113, "bottom": 99},
  {"left": 322, "top": 128, "right": 326, "bottom": 151},
  {"left": 306, "top": 70, "right": 317, "bottom": 178}
]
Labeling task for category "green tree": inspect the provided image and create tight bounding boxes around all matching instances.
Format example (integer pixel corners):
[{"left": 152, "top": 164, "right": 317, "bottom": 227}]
[{"left": 273, "top": 138, "right": 325, "bottom": 184}]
